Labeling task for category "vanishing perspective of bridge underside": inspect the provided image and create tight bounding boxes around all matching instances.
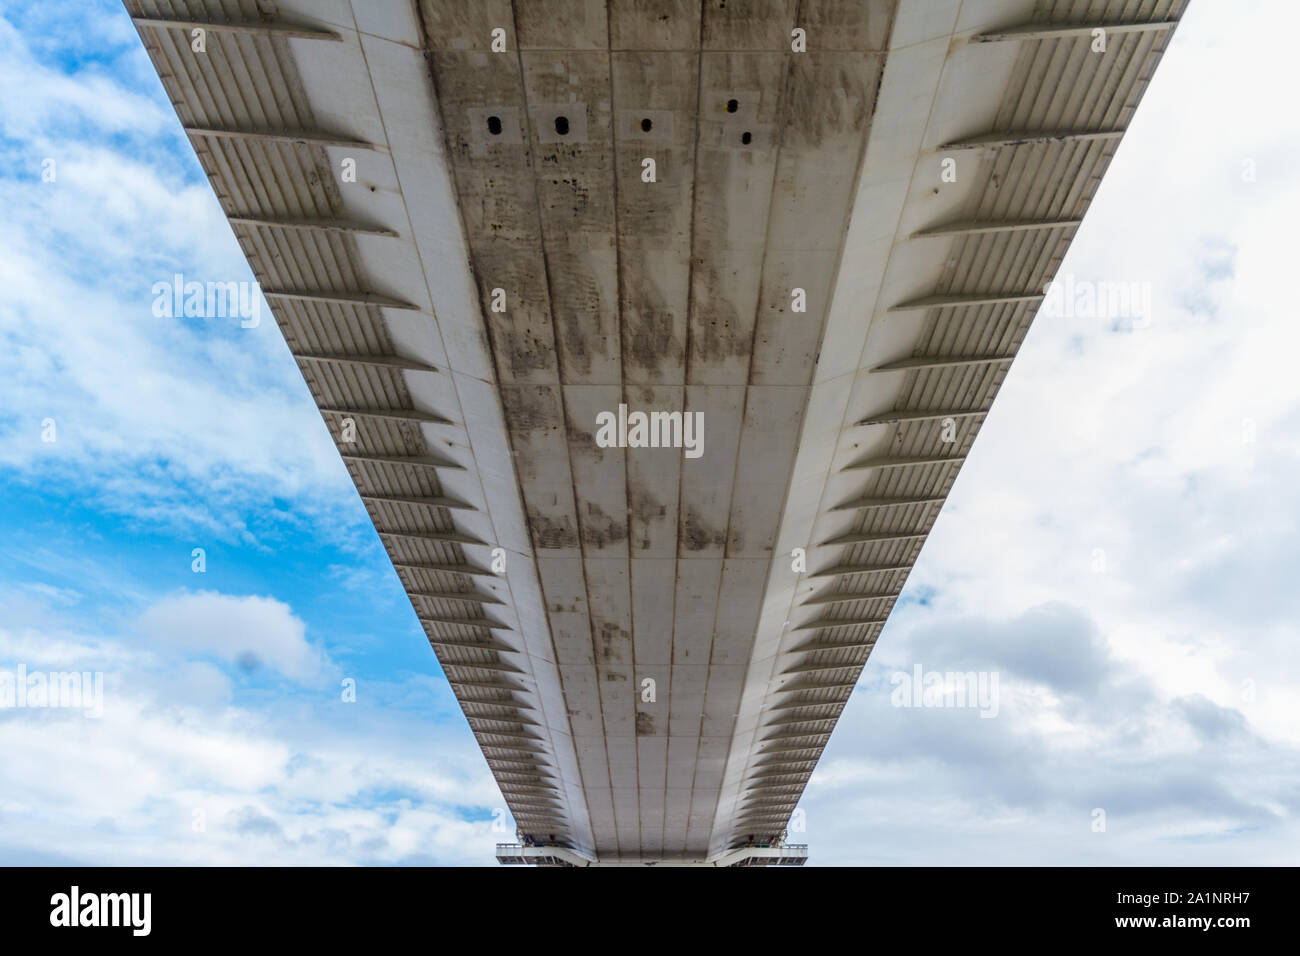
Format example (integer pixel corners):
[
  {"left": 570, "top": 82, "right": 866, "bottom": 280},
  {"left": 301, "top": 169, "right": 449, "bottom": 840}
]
[{"left": 128, "top": 0, "right": 1183, "bottom": 866}]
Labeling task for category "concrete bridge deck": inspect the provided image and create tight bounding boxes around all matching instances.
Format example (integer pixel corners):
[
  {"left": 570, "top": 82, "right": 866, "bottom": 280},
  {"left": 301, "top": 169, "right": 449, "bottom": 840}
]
[{"left": 127, "top": 0, "right": 1184, "bottom": 865}]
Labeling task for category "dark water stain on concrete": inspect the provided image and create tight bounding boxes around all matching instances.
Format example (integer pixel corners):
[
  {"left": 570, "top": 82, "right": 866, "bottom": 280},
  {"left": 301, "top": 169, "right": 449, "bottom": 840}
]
[
  {"left": 625, "top": 308, "right": 677, "bottom": 376},
  {"left": 595, "top": 621, "right": 631, "bottom": 664},
  {"left": 691, "top": 254, "right": 752, "bottom": 366},
  {"left": 681, "top": 508, "right": 727, "bottom": 552},
  {"left": 581, "top": 499, "right": 628, "bottom": 548},
  {"left": 529, "top": 512, "right": 580, "bottom": 550}
]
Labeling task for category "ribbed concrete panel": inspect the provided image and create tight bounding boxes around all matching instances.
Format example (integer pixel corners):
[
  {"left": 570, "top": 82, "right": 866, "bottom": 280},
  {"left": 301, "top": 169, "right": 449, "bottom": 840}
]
[
  {"left": 711, "top": 0, "right": 1186, "bottom": 855},
  {"left": 408, "top": 0, "right": 895, "bottom": 861},
  {"left": 127, "top": 0, "right": 597, "bottom": 853},
  {"left": 127, "top": 0, "right": 1184, "bottom": 864}
]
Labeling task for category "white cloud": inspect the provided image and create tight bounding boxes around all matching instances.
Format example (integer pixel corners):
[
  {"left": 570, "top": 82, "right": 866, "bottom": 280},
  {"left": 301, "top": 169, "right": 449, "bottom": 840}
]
[
  {"left": 2, "top": 0, "right": 1297, "bottom": 868},
  {"left": 0, "top": 593, "right": 506, "bottom": 866},
  {"left": 0, "top": 9, "right": 362, "bottom": 543},
  {"left": 0, "top": 15, "right": 172, "bottom": 141},
  {"left": 802, "top": 0, "right": 1300, "bottom": 864},
  {"left": 138, "top": 591, "right": 329, "bottom": 684}
]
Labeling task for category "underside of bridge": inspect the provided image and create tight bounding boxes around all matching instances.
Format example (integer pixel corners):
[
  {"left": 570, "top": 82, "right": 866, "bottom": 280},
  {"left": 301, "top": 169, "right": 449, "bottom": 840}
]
[{"left": 128, "top": 0, "right": 1183, "bottom": 865}]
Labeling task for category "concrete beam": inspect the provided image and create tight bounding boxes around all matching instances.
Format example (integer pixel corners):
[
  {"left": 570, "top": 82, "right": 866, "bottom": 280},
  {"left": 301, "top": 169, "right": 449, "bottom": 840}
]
[
  {"left": 362, "top": 493, "right": 476, "bottom": 511},
  {"left": 409, "top": 589, "right": 505, "bottom": 605},
  {"left": 481, "top": 744, "right": 550, "bottom": 758},
  {"left": 392, "top": 560, "right": 497, "bottom": 578},
  {"left": 939, "top": 129, "right": 1124, "bottom": 150},
  {"left": 973, "top": 20, "right": 1178, "bottom": 42},
  {"left": 869, "top": 354, "right": 1014, "bottom": 373},
  {"left": 760, "top": 729, "right": 833, "bottom": 743},
  {"left": 447, "top": 681, "right": 527, "bottom": 697},
  {"left": 787, "top": 639, "right": 879, "bottom": 653},
  {"left": 818, "top": 530, "right": 927, "bottom": 547},
  {"left": 445, "top": 660, "right": 525, "bottom": 675},
  {"left": 842, "top": 454, "right": 964, "bottom": 472},
  {"left": 792, "top": 617, "right": 889, "bottom": 632},
  {"left": 856, "top": 407, "right": 989, "bottom": 427},
  {"left": 767, "top": 698, "right": 848, "bottom": 713},
  {"left": 131, "top": 15, "right": 342, "bottom": 41},
  {"left": 911, "top": 217, "right": 1081, "bottom": 238},
  {"left": 829, "top": 494, "right": 945, "bottom": 511},
  {"left": 229, "top": 215, "right": 398, "bottom": 237},
  {"left": 888, "top": 291, "right": 1043, "bottom": 312},
  {"left": 427, "top": 634, "right": 517, "bottom": 650},
  {"left": 322, "top": 406, "right": 454, "bottom": 426},
  {"left": 762, "top": 715, "right": 839, "bottom": 730},
  {"left": 295, "top": 352, "right": 439, "bottom": 373},
  {"left": 378, "top": 528, "right": 488, "bottom": 546},
  {"left": 421, "top": 616, "right": 512, "bottom": 631},
  {"left": 262, "top": 289, "right": 420, "bottom": 310},
  {"left": 183, "top": 126, "right": 374, "bottom": 149},
  {"left": 808, "top": 562, "right": 913, "bottom": 579},
  {"left": 340, "top": 451, "right": 462, "bottom": 470},
  {"left": 800, "top": 590, "right": 898, "bottom": 606},
  {"left": 781, "top": 661, "right": 865, "bottom": 676}
]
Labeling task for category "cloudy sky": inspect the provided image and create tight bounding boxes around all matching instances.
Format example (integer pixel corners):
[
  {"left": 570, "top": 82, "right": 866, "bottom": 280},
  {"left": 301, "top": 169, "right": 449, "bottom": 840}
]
[{"left": 1, "top": 0, "right": 1296, "bottom": 866}]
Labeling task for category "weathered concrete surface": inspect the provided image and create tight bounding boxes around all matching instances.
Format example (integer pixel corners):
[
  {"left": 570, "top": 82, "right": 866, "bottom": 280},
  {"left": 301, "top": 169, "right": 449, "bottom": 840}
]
[
  {"left": 418, "top": 0, "right": 894, "bottom": 860},
  {"left": 127, "top": 0, "right": 1185, "bottom": 863}
]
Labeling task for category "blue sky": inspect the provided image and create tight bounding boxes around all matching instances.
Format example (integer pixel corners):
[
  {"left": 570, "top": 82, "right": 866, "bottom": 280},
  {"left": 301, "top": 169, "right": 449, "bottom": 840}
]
[
  {"left": 0, "top": 0, "right": 499, "bottom": 865},
  {"left": 1, "top": 0, "right": 1298, "bottom": 866}
]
